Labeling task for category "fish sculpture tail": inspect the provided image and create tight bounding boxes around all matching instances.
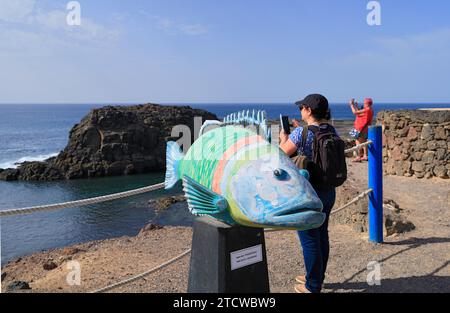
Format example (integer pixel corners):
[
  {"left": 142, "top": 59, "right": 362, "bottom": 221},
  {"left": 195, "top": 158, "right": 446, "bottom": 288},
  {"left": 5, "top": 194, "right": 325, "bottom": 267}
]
[{"left": 165, "top": 141, "right": 184, "bottom": 189}]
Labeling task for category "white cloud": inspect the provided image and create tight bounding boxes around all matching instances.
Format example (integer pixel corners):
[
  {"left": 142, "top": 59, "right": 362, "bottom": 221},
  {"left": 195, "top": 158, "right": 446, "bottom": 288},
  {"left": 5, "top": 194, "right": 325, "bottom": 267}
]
[
  {"left": 0, "top": 0, "right": 35, "bottom": 23},
  {"left": 33, "top": 9, "right": 120, "bottom": 42},
  {"left": 33, "top": 9, "right": 65, "bottom": 29},
  {"left": 0, "top": 2, "right": 121, "bottom": 54},
  {"left": 72, "top": 17, "right": 121, "bottom": 42}
]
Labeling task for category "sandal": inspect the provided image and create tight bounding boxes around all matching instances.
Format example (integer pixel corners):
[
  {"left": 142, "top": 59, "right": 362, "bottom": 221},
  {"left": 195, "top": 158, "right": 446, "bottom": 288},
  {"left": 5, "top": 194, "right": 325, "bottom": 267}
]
[
  {"left": 295, "top": 275, "right": 306, "bottom": 284},
  {"left": 352, "top": 157, "right": 362, "bottom": 163},
  {"left": 360, "top": 156, "right": 368, "bottom": 162},
  {"left": 294, "top": 284, "right": 311, "bottom": 293}
]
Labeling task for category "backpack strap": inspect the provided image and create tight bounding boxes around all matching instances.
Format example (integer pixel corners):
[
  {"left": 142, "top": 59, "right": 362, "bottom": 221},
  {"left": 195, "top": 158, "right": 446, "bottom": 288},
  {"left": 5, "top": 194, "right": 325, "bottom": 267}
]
[
  {"left": 301, "top": 125, "right": 320, "bottom": 151},
  {"left": 301, "top": 127, "right": 308, "bottom": 151}
]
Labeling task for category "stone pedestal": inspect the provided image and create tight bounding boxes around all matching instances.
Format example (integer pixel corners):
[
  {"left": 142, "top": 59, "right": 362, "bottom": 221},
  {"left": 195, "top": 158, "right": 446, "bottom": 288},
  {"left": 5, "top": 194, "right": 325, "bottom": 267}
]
[{"left": 187, "top": 217, "right": 270, "bottom": 293}]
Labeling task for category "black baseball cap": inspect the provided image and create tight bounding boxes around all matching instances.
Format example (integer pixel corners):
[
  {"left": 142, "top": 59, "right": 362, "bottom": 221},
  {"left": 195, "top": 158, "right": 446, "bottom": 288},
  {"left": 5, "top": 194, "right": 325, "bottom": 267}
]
[{"left": 295, "top": 94, "right": 329, "bottom": 112}]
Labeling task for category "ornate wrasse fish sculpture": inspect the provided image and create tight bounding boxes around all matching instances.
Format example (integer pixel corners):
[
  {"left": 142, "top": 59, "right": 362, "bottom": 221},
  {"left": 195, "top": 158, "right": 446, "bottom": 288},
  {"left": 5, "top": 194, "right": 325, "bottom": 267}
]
[{"left": 164, "top": 111, "right": 325, "bottom": 230}]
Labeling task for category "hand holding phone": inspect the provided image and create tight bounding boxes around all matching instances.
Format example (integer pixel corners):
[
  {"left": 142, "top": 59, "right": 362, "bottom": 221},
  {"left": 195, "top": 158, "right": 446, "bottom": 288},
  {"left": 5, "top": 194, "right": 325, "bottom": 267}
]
[{"left": 280, "top": 115, "right": 291, "bottom": 135}]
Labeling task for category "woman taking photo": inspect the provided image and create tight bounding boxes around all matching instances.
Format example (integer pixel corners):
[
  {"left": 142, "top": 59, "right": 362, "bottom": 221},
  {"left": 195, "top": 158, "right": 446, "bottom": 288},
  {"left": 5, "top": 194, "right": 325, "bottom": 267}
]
[
  {"left": 349, "top": 98, "right": 374, "bottom": 162},
  {"left": 279, "top": 94, "right": 338, "bottom": 293}
]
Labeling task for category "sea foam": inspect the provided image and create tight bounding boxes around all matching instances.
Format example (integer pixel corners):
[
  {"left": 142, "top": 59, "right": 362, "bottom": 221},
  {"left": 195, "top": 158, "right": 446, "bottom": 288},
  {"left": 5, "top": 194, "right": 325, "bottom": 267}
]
[{"left": 0, "top": 153, "right": 59, "bottom": 169}]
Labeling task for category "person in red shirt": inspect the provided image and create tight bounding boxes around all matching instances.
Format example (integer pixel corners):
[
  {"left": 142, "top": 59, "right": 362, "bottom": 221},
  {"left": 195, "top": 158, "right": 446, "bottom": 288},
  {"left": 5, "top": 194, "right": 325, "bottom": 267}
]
[{"left": 349, "top": 98, "right": 374, "bottom": 162}]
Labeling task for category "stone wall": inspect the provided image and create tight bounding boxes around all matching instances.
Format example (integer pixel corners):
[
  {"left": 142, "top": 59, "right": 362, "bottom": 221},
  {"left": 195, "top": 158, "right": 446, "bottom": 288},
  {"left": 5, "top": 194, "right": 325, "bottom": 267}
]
[{"left": 377, "top": 110, "right": 450, "bottom": 179}]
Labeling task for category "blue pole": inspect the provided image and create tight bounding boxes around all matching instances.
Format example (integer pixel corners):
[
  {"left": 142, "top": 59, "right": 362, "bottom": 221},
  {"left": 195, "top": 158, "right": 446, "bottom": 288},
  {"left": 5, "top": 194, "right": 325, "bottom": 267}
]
[{"left": 368, "top": 125, "right": 383, "bottom": 243}]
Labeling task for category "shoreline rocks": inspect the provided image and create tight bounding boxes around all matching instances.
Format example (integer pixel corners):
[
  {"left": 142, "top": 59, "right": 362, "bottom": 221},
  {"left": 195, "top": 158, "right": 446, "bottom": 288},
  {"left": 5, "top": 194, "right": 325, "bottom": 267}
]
[
  {"left": 42, "top": 260, "right": 58, "bottom": 271},
  {"left": 0, "top": 104, "right": 217, "bottom": 181},
  {"left": 148, "top": 195, "right": 186, "bottom": 216},
  {"left": 7, "top": 281, "right": 32, "bottom": 291},
  {"left": 137, "top": 224, "right": 164, "bottom": 236}
]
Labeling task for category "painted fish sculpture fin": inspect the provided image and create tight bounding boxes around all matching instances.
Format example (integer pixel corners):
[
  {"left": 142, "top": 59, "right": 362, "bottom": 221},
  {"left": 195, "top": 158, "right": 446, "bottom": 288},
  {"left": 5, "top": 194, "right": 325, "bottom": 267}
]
[
  {"left": 199, "top": 120, "right": 223, "bottom": 136},
  {"left": 222, "top": 109, "right": 272, "bottom": 143},
  {"left": 299, "top": 169, "right": 310, "bottom": 181},
  {"left": 182, "top": 175, "right": 229, "bottom": 215},
  {"left": 165, "top": 141, "right": 185, "bottom": 189}
]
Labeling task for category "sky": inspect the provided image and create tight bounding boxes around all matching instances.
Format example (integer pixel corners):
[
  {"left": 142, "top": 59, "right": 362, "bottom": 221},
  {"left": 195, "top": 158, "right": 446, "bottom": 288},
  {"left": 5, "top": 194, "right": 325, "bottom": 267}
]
[{"left": 0, "top": 0, "right": 450, "bottom": 104}]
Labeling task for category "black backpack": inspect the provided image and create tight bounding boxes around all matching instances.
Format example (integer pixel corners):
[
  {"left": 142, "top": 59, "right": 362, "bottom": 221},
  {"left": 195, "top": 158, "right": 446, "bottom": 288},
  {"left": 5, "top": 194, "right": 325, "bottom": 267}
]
[{"left": 301, "top": 124, "right": 347, "bottom": 188}]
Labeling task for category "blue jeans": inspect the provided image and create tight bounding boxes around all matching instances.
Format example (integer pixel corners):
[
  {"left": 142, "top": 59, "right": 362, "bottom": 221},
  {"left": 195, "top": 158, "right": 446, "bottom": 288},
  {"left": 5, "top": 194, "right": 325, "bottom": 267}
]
[{"left": 297, "top": 187, "right": 336, "bottom": 293}]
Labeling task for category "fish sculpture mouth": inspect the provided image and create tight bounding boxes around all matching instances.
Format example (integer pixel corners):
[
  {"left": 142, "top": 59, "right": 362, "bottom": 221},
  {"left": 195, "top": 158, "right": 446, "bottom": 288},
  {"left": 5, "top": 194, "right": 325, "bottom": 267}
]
[
  {"left": 268, "top": 208, "right": 326, "bottom": 230},
  {"left": 269, "top": 196, "right": 323, "bottom": 218},
  {"left": 273, "top": 205, "right": 322, "bottom": 217},
  {"left": 261, "top": 201, "right": 325, "bottom": 229}
]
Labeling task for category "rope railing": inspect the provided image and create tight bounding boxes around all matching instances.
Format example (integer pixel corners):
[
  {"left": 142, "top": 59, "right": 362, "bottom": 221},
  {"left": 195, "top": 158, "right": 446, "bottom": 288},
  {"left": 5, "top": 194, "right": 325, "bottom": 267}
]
[
  {"left": 330, "top": 188, "right": 373, "bottom": 215},
  {"left": 344, "top": 140, "right": 373, "bottom": 154},
  {"left": 91, "top": 248, "right": 192, "bottom": 293},
  {"left": 0, "top": 183, "right": 165, "bottom": 217}
]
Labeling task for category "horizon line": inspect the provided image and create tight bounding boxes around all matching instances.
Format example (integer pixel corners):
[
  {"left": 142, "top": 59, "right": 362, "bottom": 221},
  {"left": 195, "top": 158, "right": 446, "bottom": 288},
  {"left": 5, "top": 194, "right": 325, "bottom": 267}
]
[{"left": 1, "top": 102, "right": 450, "bottom": 106}]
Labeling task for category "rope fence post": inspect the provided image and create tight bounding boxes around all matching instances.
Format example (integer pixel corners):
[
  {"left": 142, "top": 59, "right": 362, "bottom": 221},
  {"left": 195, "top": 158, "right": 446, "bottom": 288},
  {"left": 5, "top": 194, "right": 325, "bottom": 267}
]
[{"left": 368, "top": 125, "right": 383, "bottom": 243}]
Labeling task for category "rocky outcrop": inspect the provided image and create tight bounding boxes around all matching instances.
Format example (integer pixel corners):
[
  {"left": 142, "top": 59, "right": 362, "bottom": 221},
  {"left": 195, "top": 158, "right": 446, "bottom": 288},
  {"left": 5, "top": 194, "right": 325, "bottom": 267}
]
[
  {"left": 333, "top": 182, "right": 370, "bottom": 233},
  {"left": 333, "top": 182, "right": 415, "bottom": 236},
  {"left": 378, "top": 110, "right": 450, "bottom": 179},
  {"left": 7, "top": 281, "right": 31, "bottom": 291},
  {"left": 385, "top": 211, "right": 416, "bottom": 236},
  {"left": 148, "top": 195, "right": 186, "bottom": 215},
  {"left": 137, "top": 224, "right": 164, "bottom": 237},
  {"left": 42, "top": 260, "right": 58, "bottom": 271},
  {"left": 0, "top": 168, "right": 20, "bottom": 181},
  {"left": 0, "top": 104, "right": 217, "bottom": 181}
]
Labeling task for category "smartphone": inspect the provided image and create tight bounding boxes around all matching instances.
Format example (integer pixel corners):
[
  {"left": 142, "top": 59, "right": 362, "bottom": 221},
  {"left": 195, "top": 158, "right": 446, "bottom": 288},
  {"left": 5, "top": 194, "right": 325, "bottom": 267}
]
[{"left": 280, "top": 115, "right": 291, "bottom": 135}]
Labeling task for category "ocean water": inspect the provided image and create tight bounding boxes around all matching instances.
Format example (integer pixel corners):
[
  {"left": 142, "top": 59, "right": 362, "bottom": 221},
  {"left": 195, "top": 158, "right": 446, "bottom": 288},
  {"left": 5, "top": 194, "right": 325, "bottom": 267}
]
[
  {"left": 1, "top": 102, "right": 449, "bottom": 264},
  {"left": 0, "top": 104, "right": 99, "bottom": 169}
]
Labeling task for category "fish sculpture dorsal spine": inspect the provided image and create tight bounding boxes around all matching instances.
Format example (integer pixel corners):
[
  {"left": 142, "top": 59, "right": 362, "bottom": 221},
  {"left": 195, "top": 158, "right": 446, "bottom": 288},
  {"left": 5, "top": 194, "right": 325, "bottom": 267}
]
[{"left": 221, "top": 109, "right": 271, "bottom": 143}]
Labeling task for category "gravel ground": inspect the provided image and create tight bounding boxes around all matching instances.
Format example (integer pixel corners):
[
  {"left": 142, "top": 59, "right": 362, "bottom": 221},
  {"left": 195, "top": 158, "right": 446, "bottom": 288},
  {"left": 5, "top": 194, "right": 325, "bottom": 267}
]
[{"left": 2, "top": 162, "right": 449, "bottom": 293}]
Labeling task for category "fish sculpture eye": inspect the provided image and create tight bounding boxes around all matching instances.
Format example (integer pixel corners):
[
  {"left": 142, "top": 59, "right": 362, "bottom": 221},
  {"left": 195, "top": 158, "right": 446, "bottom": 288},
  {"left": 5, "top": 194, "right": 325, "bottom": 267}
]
[{"left": 273, "top": 168, "right": 288, "bottom": 180}]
